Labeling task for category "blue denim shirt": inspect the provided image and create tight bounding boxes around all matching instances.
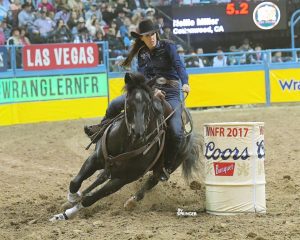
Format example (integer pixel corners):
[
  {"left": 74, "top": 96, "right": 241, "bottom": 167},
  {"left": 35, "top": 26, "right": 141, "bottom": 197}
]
[{"left": 137, "top": 40, "right": 189, "bottom": 85}]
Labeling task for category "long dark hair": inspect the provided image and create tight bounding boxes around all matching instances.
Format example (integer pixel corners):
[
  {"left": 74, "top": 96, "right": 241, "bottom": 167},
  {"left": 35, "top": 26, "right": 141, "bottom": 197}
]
[{"left": 121, "top": 32, "right": 160, "bottom": 68}]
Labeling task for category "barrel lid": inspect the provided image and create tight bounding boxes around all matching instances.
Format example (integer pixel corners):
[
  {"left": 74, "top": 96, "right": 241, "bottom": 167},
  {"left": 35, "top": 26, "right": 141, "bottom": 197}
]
[{"left": 204, "top": 122, "right": 264, "bottom": 126}]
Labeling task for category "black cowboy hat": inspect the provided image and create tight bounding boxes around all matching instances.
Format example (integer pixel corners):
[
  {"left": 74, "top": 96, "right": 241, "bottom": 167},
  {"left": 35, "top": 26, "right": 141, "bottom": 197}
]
[{"left": 130, "top": 19, "right": 159, "bottom": 38}]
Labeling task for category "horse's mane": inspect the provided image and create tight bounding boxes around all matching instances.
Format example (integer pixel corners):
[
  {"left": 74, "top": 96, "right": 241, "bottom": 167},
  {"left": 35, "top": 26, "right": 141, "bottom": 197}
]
[{"left": 123, "top": 72, "right": 153, "bottom": 97}]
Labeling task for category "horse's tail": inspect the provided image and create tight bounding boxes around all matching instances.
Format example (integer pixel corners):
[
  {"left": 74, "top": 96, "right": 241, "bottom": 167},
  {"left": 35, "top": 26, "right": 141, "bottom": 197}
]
[{"left": 181, "top": 132, "right": 204, "bottom": 183}]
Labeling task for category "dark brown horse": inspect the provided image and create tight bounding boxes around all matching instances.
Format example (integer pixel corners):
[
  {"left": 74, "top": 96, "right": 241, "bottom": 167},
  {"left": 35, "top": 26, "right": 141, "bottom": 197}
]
[{"left": 50, "top": 72, "right": 201, "bottom": 221}]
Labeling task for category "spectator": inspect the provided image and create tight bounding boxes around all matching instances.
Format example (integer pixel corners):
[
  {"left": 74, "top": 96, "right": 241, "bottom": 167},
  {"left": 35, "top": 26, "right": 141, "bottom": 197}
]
[
  {"left": 227, "top": 45, "right": 240, "bottom": 65},
  {"left": 71, "top": 16, "right": 85, "bottom": 39},
  {"left": 74, "top": 27, "right": 92, "bottom": 43},
  {"left": 67, "top": 10, "right": 78, "bottom": 30},
  {"left": 196, "top": 47, "right": 210, "bottom": 67},
  {"left": 18, "top": 2, "right": 35, "bottom": 28},
  {"left": 0, "top": 18, "right": 10, "bottom": 43},
  {"left": 272, "top": 51, "right": 283, "bottom": 63},
  {"left": 7, "top": 27, "right": 21, "bottom": 45},
  {"left": 114, "top": 8, "right": 126, "bottom": 29},
  {"left": 51, "top": 18, "right": 72, "bottom": 42},
  {"left": 93, "top": 29, "right": 104, "bottom": 42},
  {"left": 0, "top": 0, "right": 9, "bottom": 20},
  {"left": 239, "top": 38, "right": 253, "bottom": 64},
  {"left": 85, "top": 2, "right": 102, "bottom": 21},
  {"left": 67, "top": 0, "right": 83, "bottom": 16},
  {"left": 106, "top": 27, "right": 124, "bottom": 57},
  {"left": 101, "top": 3, "right": 115, "bottom": 26},
  {"left": 250, "top": 44, "right": 266, "bottom": 64},
  {"left": 93, "top": 30, "right": 105, "bottom": 64},
  {"left": 9, "top": 0, "right": 22, "bottom": 27},
  {"left": 33, "top": 9, "right": 55, "bottom": 41},
  {"left": 19, "top": 27, "right": 30, "bottom": 45},
  {"left": 86, "top": 16, "right": 103, "bottom": 38},
  {"left": 213, "top": 47, "right": 227, "bottom": 67},
  {"left": 177, "top": 45, "right": 185, "bottom": 64},
  {"left": 115, "top": 0, "right": 130, "bottom": 17},
  {"left": 144, "top": 7, "right": 155, "bottom": 21},
  {"left": 7, "top": 28, "right": 22, "bottom": 67},
  {"left": 37, "top": 0, "right": 55, "bottom": 12},
  {"left": 0, "top": 19, "right": 6, "bottom": 44},
  {"left": 161, "top": 24, "right": 176, "bottom": 42},
  {"left": 185, "top": 49, "right": 200, "bottom": 68},
  {"left": 156, "top": 15, "right": 164, "bottom": 35},
  {"left": 54, "top": 4, "right": 70, "bottom": 24},
  {"left": 131, "top": 10, "right": 142, "bottom": 26}
]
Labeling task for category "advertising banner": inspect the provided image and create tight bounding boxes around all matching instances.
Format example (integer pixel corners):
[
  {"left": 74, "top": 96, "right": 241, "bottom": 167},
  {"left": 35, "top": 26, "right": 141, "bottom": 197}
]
[
  {"left": 0, "top": 73, "right": 107, "bottom": 104},
  {"left": 0, "top": 46, "right": 8, "bottom": 72},
  {"left": 23, "top": 43, "right": 99, "bottom": 71},
  {"left": 270, "top": 69, "right": 300, "bottom": 103}
]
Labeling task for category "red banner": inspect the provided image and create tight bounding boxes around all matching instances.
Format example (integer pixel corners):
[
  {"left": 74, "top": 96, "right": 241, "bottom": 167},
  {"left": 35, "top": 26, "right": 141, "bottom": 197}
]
[
  {"left": 213, "top": 162, "right": 235, "bottom": 176},
  {"left": 23, "top": 43, "right": 99, "bottom": 71}
]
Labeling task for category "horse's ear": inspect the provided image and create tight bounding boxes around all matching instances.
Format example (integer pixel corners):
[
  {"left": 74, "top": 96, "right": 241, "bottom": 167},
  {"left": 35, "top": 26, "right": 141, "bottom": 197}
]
[{"left": 124, "top": 72, "right": 131, "bottom": 85}]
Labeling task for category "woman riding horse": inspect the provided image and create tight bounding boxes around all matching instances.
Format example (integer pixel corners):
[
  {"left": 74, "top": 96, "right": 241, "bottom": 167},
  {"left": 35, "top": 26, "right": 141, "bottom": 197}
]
[
  {"left": 50, "top": 72, "right": 200, "bottom": 222},
  {"left": 85, "top": 18, "right": 190, "bottom": 181}
]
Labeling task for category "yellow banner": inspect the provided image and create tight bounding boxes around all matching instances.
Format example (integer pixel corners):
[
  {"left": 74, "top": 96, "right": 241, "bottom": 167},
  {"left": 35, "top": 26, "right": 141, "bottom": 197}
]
[
  {"left": 108, "top": 72, "right": 266, "bottom": 107},
  {"left": 186, "top": 72, "right": 265, "bottom": 107},
  {"left": 0, "top": 97, "right": 108, "bottom": 126},
  {"left": 270, "top": 69, "right": 300, "bottom": 103}
]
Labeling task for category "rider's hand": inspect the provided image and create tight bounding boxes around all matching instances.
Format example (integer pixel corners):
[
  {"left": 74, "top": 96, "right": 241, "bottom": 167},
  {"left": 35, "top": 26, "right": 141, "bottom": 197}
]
[
  {"left": 154, "top": 89, "right": 166, "bottom": 99},
  {"left": 182, "top": 84, "right": 190, "bottom": 93}
]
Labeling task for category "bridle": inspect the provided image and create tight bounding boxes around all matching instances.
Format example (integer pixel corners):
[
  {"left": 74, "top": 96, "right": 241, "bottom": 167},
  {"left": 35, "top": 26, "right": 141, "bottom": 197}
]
[{"left": 124, "top": 90, "right": 152, "bottom": 139}]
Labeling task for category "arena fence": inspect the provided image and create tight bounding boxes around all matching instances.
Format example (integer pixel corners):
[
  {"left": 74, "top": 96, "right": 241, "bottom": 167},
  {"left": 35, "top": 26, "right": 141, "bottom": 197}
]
[{"left": 0, "top": 43, "right": 300, "bottom": 126}]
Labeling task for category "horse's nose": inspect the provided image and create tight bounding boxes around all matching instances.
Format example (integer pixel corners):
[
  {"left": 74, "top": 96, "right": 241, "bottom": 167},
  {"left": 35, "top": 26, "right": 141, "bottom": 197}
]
[{"left": 133, "top": 125, "right": 145, "bottom": 140}]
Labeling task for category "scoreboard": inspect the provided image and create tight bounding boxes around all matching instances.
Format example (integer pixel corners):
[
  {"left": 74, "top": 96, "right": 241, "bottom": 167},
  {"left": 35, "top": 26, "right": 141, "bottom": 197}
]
[{"left": 172, "top": 1, "right": 287, "bottom": 35}]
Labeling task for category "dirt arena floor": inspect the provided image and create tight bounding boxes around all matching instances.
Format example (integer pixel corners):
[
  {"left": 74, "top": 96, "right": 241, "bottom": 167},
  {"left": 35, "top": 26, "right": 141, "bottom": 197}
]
[{"left": 0, "top": 105, "right": 299, "bottom": 240}]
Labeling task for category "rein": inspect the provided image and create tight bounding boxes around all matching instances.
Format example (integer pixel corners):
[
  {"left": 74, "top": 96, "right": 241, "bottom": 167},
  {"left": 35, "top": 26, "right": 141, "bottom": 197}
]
[{"left": 144, "top": 91, "right": 189, "bottom": 142}]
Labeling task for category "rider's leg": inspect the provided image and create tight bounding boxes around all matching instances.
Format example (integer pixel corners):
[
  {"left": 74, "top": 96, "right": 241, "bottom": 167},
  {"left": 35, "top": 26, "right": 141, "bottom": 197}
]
[
  {"left": 84, "top": 94, "right": 126, "bottom": 137},
  {"left": 160, "top": 94, "right": 183, "bottom": 181}
]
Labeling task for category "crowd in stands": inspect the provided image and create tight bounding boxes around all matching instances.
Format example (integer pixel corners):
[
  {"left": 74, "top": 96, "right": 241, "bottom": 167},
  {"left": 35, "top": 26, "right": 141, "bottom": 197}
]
[
  {"left": 0, "top": 0, "right": 299, "bottom": 70},
  {"left": 0, "top": 0, "right": 169, "bottom": 58}
]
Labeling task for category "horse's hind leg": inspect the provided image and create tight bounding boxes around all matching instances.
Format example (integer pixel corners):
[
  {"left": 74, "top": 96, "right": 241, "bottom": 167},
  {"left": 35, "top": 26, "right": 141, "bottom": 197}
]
[
  {"left": 69, "top": 152, "right": 102, "bottom": 196},
  {"left": 81, "top": 178, "right": 128, "bottom": 208},
  {"left": 124, "top": 174, "right": 159, "bottom": 210}
]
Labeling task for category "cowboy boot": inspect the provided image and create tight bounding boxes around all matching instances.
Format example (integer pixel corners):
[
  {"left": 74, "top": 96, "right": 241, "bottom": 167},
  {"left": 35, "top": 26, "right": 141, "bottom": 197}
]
[{"left": 84, "top": 117, "right": 110, "bottom": 139}]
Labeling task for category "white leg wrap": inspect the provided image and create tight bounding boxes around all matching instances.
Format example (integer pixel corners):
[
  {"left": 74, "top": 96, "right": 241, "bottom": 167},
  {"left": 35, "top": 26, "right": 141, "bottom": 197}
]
[
  {"left": 67, "top": 191, "right": 82, "bottom": 203},
  {"left": 65, "top": 203, "right": 84, "bottom": 219}
]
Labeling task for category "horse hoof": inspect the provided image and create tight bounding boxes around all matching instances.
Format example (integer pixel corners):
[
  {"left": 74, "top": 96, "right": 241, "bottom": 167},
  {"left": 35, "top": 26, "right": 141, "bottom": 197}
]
[
  {"left": 49, "top": 213, "right": 67, "bottom": 222},
  {"left": 124, "top": 196, "right": 137, "bottom": 211}
]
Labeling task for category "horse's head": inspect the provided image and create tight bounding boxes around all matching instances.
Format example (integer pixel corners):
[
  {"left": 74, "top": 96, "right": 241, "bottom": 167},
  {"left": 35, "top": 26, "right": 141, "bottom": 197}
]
[{"left": 124, "top": 72, "right": 159, "bottom": 142}]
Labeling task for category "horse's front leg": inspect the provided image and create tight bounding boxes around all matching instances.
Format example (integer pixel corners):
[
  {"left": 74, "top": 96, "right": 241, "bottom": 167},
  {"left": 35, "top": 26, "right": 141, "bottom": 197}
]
[
  {"left": 124, "top": 174, "right": 159, "bottom": 211},
  {"left": 68, "top": 151, "right": 102, "bottom": 204},
  {"left": 82, "top": 169, "right": 110, "bottom": 196},
  {"left": 50, "top": 178, "right": 128, "bottom": 222}
]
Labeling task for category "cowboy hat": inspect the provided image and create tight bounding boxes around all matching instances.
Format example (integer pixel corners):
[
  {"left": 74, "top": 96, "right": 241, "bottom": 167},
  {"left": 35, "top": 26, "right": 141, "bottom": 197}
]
[{"left": 130, "top": 19, "right": 160, "bottom": 38}]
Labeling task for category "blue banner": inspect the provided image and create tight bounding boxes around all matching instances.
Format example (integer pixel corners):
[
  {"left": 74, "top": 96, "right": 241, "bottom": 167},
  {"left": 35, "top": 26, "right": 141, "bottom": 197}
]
[{"left": 0, "top": 47, "right": 8, "bottom": 72}]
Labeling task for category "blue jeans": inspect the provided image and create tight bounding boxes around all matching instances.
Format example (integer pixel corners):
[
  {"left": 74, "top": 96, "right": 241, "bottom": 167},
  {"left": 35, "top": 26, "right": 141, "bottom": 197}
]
[{"left": 105, "top": 86, "right": 183, "bottom": 168}]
